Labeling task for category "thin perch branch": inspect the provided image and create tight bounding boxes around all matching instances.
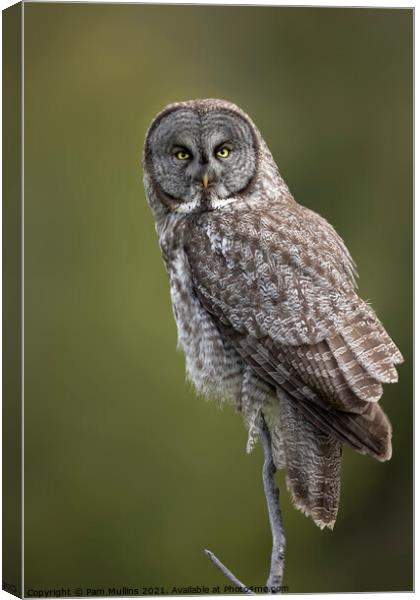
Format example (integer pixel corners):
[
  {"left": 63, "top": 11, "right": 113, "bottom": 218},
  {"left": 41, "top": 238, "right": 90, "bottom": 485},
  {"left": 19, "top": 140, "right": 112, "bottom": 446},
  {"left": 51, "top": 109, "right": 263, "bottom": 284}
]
[
  {"left": 205, "top": 416, "right": 286, "bottom": 594},
  {"left": 259, "top": 418, "right": 286, "bottom": 590},
  {"left": 204, "top": 549, "right": 254, "bottom": 594}
]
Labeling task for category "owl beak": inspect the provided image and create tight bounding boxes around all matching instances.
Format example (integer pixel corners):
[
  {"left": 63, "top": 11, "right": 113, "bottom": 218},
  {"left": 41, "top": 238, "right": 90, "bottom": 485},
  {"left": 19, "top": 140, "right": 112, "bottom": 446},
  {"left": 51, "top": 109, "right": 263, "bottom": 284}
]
[{"left": 202, "top": 173, "right": 209, "bottom": 189}]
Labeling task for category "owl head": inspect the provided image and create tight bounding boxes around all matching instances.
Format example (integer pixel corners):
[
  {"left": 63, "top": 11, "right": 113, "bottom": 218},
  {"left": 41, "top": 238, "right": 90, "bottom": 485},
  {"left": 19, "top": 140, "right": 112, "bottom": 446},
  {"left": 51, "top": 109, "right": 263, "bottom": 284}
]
[{"left": 143, "top": 99, "right": 265, "bottom": 216}]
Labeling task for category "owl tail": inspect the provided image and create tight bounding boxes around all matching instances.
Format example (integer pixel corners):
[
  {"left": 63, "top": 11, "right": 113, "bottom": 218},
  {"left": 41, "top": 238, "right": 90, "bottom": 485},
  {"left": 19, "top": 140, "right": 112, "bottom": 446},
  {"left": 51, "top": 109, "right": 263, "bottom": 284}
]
[{"left": 277, "top": 391, "right": 342, "bottom": 530}]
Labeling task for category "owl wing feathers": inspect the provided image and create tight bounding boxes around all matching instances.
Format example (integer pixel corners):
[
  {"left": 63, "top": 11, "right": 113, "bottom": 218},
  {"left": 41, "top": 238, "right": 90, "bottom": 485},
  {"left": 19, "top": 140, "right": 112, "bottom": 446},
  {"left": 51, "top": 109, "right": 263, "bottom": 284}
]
[
  {"left": 185, "top": 203, "right": 402, "bottom": 463},
  {"left": 213, "top": 320, "right": 392, "bottom": 461},
  {"left": 185, "top": 202, "right": 401, "bottom": 528}
]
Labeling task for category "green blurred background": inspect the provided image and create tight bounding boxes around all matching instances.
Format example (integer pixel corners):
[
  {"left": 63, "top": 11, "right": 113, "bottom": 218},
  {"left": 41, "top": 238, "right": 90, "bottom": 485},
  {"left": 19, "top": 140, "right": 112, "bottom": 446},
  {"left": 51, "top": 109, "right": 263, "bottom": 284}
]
[{"left": 23, "top": 4, "right": 412, "bottom": 594}]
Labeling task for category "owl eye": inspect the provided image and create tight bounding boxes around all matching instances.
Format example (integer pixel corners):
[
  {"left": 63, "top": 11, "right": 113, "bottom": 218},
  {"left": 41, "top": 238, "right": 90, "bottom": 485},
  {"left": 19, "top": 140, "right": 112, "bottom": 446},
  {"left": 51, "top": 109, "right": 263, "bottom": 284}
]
[
  {"left": 175, "top": 150, "right": 191, "bottom": 160},
  {"left": 216, "top": 147, "right": 230, "bottom": 159}
]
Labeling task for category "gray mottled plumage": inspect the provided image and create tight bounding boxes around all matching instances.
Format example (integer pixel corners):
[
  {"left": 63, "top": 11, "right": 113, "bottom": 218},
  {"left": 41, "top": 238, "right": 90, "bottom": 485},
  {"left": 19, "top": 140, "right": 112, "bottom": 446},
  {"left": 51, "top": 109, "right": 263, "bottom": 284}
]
[{"left": 143, "top": 98, "right": 403, "bottom": 530}]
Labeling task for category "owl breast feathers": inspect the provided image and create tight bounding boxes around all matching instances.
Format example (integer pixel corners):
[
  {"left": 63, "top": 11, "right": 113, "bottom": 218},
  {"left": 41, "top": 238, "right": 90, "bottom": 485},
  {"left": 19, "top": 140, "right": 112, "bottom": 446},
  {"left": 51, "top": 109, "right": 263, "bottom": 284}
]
[{"left": 143, "top": 98, "right": 403, "bottom": 529}]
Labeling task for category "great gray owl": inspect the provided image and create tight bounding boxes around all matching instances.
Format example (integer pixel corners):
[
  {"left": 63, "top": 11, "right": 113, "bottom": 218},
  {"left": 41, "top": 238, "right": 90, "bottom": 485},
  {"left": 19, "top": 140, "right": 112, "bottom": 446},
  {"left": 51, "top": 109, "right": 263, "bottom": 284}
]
[{"left": 143, "top": 98, "right": 403, "bottom": 530}]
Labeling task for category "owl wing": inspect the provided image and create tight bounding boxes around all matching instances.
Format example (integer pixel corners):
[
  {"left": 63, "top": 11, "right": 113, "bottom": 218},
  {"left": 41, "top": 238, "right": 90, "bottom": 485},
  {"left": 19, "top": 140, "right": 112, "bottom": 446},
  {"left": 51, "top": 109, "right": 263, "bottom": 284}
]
[{"left": 185, "top": 202, "right": 403, "bottom": 461}]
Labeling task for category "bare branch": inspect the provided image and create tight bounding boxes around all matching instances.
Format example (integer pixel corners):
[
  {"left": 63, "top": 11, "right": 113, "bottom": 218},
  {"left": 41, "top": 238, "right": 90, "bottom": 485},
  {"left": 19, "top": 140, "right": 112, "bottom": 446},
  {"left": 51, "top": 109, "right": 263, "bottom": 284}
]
[
  {"left": 259, "top": 418, "right": 286, "bottom": 590},
  {"left": 204, "top": 549, "right": 254, "bottom": 595},
  {"left": 204, "top": 416, "right": 286, "bottom": 594}
]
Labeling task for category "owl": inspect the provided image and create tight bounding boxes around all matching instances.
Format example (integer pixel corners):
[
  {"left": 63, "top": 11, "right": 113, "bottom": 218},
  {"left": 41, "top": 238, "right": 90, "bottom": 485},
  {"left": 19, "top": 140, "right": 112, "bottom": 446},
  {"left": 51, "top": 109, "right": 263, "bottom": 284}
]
[{"left": 143, "top": 98, "right": 403, "bottom": 530}]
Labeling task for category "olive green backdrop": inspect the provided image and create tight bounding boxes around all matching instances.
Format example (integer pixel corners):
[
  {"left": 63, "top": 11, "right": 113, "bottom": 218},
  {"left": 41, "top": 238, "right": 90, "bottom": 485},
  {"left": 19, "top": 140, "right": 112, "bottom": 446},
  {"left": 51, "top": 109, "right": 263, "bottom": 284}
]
[{"left": 23, "top": 4, "right": 412, "bottom": 594}]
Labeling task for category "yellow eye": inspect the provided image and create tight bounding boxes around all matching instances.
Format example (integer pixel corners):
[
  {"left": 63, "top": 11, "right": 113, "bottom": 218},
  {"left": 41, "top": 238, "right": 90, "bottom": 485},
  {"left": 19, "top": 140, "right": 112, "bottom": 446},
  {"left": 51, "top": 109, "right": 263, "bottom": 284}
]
[
  {"left": 216, "top": 147, "right": 230, "bottom": 158},
  {"left": 176, "top": 150, "right": 190, "bottom": 160}
]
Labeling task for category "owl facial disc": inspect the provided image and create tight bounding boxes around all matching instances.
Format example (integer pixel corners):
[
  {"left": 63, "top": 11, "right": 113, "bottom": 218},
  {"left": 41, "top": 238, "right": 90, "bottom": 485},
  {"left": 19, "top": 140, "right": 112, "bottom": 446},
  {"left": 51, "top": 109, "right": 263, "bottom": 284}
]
[{"left": 145, "top": 104, "right": 258, "bottom": 212}]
